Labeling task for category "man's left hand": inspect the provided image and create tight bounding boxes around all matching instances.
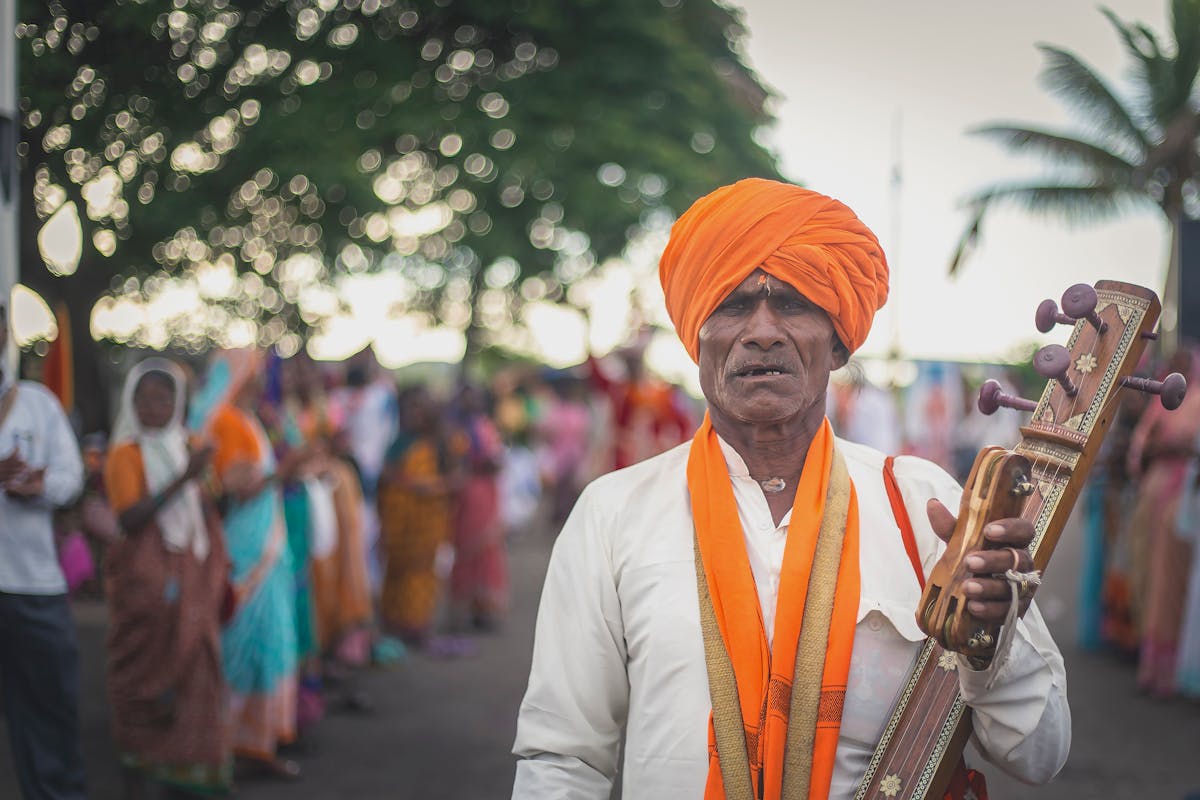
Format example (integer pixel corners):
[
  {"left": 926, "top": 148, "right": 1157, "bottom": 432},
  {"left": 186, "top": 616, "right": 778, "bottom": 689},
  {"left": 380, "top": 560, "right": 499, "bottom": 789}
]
[{"left": 927, "top": 498, "right": 1037, "bottom": 623}]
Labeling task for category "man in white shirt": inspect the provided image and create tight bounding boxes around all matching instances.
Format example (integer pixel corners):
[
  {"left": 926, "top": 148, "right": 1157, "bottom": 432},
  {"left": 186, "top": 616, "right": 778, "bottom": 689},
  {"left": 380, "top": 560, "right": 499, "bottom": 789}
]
[
  {"left": 512, "top": 179, "right": 1069, "bottom": 799},
  {"left": 0, "top": 298, "right": 88, "bottom": 800}
]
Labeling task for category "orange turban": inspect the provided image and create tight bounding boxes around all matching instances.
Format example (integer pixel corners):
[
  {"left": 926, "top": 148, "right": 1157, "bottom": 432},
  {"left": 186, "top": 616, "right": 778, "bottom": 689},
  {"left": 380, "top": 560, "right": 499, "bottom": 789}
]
[{"left": 659, "top": 178, "right": 889, "bottom": 362}]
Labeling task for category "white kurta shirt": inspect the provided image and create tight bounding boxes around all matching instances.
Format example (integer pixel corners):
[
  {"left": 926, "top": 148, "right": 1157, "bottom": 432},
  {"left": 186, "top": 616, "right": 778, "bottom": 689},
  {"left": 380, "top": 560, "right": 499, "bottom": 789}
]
[
  {"left": 512, "top": 436, "right": 1070, "bottom": 799},
  {"left": 0, "top": 381, "right": 85, "bottom": 595}
]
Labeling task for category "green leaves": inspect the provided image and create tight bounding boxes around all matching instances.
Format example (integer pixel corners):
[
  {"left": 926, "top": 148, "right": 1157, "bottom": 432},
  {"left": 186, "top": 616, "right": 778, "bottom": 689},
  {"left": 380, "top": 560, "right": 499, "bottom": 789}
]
[{"left": 19, "top": 0, "right": 780, "bottom": 350}]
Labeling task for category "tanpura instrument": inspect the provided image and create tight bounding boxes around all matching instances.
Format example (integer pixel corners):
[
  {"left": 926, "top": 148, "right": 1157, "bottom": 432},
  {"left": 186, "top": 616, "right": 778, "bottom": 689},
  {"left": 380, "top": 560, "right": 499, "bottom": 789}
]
[{"left": 854, "top": 280, "right": 1187, "bottom": 800}]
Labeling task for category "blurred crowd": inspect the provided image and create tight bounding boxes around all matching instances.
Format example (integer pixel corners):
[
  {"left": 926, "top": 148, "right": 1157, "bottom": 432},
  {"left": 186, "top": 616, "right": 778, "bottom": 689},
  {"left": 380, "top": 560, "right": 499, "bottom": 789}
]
[
  {"left": 1075, "top": 345, "right": 1200, "bottom": 700},
  {"left": 11, "top": 331, "right": 1200, "bottom": 798},
  {"left": 36, "top": 337, "right": 698, "bottom": 798}
]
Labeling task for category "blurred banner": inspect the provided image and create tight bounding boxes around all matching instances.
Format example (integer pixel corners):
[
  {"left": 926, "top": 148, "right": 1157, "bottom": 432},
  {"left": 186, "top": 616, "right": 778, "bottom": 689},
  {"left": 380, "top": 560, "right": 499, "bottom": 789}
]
[{"left": 43, "top": 302, "right": 73, "bottom": 412}]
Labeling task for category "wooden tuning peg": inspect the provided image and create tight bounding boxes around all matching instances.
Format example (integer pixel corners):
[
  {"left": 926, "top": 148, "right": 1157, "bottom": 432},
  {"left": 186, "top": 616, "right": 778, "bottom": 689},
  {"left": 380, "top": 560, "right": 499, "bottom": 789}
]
[
  {"left": 1061, "top": 283, "right": 1107, "bottom": 334},
  {"left": 1122, "top": 372, "right": 1188, "bottom": 411},
  {"left": 1035, "top": 298, "right": 1075, "bottom": 333},
  {"left": 1034, "top": 345, "right": 1079, "bottom": 397},
  {"left": 978, "top": 379, "right": 1037, "bottom": 415}
]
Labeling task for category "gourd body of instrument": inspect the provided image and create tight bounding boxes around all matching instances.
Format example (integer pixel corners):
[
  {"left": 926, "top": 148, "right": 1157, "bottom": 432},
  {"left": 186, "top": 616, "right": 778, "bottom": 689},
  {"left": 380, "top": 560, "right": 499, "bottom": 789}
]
[{"left": 916, "top": 448, "right": 1033, "bottom": 658}]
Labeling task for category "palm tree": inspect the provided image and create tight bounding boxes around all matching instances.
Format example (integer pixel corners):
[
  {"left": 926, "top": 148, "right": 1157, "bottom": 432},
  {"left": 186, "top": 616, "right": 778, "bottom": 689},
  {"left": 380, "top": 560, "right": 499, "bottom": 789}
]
[{"left": 951, "top": 0, "right": 1200, "bottom": 348}]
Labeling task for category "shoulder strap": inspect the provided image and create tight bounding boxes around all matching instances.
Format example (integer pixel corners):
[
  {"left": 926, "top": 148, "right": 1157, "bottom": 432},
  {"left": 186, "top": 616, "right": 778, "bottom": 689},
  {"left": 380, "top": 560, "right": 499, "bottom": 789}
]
[{"left": 883, "top": 456, "right": 925, "bottom": 590}]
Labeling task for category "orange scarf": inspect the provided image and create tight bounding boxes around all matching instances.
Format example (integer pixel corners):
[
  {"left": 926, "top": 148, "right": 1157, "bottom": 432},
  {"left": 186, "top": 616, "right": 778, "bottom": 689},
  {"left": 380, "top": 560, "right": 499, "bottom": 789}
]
[{"left": 689, "top": 415, "right": 860, "bottom": 799}]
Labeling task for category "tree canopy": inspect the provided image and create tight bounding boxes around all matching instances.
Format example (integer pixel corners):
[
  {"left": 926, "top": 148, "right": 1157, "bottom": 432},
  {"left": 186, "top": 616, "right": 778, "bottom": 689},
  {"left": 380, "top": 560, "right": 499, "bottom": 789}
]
[{"left": 18, "top": 0, "right": 781, "bottom": 359}]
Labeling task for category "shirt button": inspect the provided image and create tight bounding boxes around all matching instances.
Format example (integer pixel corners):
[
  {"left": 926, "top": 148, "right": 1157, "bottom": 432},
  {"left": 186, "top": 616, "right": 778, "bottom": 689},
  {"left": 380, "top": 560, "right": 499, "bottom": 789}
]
[{"left": 758, "top": 521, "right": 770, "bottom": 531}]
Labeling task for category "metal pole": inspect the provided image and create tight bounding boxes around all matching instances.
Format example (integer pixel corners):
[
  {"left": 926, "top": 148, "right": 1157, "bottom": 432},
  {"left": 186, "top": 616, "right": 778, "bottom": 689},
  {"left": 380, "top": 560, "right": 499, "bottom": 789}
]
[
  {"left": 0, "top": 0, "right": 18, "bottom": 376},
  {"left": 887, "top": 108, "right": 903, "bottom": 386}
]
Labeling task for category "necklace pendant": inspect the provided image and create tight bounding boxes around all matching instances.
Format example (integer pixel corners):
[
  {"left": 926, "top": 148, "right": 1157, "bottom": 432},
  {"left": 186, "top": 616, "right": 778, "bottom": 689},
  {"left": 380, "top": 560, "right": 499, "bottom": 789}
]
[{"left": 759, "top": 477, "right": 787, "bottom": 494}]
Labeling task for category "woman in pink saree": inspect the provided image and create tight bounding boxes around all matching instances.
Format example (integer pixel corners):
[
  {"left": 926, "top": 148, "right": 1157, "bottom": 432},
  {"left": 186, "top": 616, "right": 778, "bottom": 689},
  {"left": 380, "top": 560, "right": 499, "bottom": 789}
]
[
  {"left": 1126, "top": 346, "right": 1200, "bottom": 696},
  {"left": 449, "top": 384, "right": 508, "bottom": 631}
]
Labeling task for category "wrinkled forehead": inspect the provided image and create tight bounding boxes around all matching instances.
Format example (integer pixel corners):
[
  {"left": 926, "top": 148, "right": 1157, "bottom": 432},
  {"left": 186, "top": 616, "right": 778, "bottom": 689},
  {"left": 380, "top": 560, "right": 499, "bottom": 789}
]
[{"left": 720, "top": 268, "right": 808, "bottom": 302}]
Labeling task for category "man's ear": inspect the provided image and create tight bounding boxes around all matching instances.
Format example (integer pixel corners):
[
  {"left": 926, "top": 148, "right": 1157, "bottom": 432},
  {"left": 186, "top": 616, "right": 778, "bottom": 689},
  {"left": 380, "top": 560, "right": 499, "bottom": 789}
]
[{"left": 832, "top": 339, "right": 850, "bottom": 370}]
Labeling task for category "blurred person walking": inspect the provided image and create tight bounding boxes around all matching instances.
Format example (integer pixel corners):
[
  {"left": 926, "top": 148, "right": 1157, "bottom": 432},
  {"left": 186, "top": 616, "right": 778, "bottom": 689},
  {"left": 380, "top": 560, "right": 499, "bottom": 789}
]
[
  {"left": 1077, "top": 394, "right": 1144, "bottom": 654},
  {"left": 310, "top": 450, "right": 375, "bottom": 667},
  {"left": 0, "top": 298, "right": 87, "bottom": 800},
  {"left": 1125, "top": 345, "right": 1200, "bottom": 696},
  {"left": 329, "top": 357, "right": 398, "bottom": 594},
  {"left": 103, "top": 359, "right": 232, "bottom": 798},
  {"left": 828, "top": 365, "right": 901, "bottom": 457},
  {"left": 1174, "top": 424, "right": 1200, "bottom": 698},
  {"left": 537, "top": 375, "right": 592, "bottom": 527},
  {"left": 377, "top": 385, "right": 465, "bottom": 652},
  {"left": 191, "top": 350, "right": 304, "bottom": 780},
  {"left": 587, "top": 335, "right": 694, "bottom": 471},
  {"left": 75, "top": 432, "right": 119, "bottom": 595},
  {"left": 449, "top": 383, "right": 508, "bottom": 632},
  {"left": 282, "top": 357, "right": 376, "bottom": 677},
  {"left": 263, "top": 354, "right": 329, "bottom": 733}
]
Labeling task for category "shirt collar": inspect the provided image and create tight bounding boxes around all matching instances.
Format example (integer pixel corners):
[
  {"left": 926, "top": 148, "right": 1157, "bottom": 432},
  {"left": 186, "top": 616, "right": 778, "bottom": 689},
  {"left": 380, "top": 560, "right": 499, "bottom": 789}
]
[
  {"left": 715, "top": 434, "right": 750, "bottom": 478},
  {"left": 715, "top": 433, "right": 792, "bottom": 529}
]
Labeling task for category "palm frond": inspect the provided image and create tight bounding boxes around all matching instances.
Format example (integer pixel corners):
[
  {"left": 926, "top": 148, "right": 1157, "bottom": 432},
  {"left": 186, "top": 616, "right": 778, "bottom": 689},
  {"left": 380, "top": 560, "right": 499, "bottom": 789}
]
[
  {"left": 970, "top": 125, "right": 1136, "bottom": 178},
  {"left": 948, "top": 183, "right": 1155, "bottom": 275},
  {"left": 1102, "top": 6, "right": 1198, "bottom": 127},
  {"left": 1170, "top": 0, "right": 1200, "bottom": 111},
  {"left": 1035, "top": 44, "right": 1150, "bottom": 156},
  {"left": 947, "top": 205, "right": 984, "bottom": 276},
  {"left": 1101, "top": 8, "right": 1161, "bottom": 66},
  {"left": 969, "top": 183, "right": 1154, "bottom": 225}
]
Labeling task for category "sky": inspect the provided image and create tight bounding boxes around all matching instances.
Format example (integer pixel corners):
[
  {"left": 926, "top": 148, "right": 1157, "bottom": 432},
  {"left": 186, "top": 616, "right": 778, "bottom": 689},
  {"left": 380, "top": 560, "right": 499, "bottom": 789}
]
[{"left": 734, "top": 0, "right": 1172, "bottom": 364}]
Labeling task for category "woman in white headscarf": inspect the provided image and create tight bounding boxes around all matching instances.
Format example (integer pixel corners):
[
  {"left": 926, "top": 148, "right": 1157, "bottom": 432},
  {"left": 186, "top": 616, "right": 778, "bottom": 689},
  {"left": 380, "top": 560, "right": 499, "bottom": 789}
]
[{"left": 103, "top": 358, "right": 232, "bottom": 798}]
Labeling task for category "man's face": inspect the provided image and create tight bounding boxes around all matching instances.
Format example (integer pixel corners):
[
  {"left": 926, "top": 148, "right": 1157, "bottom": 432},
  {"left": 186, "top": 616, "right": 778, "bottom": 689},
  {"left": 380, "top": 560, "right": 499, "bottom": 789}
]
[{"left": 697, "top": 269, "right": 847, "bottom": 428}]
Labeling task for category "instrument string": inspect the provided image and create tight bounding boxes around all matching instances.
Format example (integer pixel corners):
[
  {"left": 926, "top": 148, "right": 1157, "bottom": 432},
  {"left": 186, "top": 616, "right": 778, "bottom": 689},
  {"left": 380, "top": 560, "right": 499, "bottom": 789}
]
[
  {"left": 870, "top": 652, "right": 944, "bottom": 795},
  {"left": 885, "top": 640, "right": 956, "bottom": 784}
]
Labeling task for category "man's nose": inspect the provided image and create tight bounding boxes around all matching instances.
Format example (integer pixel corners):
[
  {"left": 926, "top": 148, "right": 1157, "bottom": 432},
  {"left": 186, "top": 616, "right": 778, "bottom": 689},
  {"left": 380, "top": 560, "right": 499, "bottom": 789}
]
[{"left": 739, "top": 302, "right": 784, "bottom": 349}]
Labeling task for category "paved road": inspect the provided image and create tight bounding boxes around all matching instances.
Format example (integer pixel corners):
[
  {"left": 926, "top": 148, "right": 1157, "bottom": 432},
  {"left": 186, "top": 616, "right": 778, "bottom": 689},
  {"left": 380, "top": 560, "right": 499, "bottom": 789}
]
[{"left": 2, "top": 508, "right": 1199, "bottom": 799}]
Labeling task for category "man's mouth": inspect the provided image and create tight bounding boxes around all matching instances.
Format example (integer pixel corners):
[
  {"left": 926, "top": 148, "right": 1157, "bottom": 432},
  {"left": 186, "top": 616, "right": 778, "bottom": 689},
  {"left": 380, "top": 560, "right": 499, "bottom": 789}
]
[{"left": 734, "top": 364, "right": 790, "bottom": 378}]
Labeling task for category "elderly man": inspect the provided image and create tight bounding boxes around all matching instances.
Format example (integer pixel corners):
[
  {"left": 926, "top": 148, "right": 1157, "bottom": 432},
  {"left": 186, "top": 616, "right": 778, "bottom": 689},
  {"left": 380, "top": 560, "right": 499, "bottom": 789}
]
[
  {"left": 0, "top": 297, "right": 87, "bottom": 799},
  {"left": 511, "top": 180, "right": 1069, "bottom": 799}
]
